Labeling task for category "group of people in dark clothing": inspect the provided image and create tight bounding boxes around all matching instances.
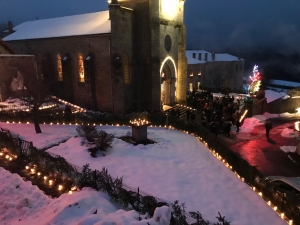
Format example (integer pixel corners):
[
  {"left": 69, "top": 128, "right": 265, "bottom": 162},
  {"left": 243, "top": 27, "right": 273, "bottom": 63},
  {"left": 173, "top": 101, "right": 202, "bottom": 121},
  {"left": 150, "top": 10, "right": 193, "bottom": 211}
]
[
  {"left": 186, "top": 89, "right": 242, "bottom": 137},
  {"left": 168, "top": 88, "right": 274, "bottom": 140}
]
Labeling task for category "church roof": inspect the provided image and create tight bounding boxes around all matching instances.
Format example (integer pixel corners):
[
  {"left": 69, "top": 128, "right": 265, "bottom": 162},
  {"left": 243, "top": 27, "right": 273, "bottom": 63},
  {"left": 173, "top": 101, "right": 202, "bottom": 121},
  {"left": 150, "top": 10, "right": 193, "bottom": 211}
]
[
  {"left": 3, "top": 10, "right": 111, "bottom": 41},
  {"left": 186, "top": 50, "right": 243, "bottom": 64}
]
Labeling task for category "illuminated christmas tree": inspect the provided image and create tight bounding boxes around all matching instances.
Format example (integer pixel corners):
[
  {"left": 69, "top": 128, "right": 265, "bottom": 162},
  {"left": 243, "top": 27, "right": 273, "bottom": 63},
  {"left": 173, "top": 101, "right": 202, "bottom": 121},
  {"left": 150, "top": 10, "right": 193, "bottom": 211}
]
[{"left": 249, "top": 65, "right": 261, "bottom": 93}]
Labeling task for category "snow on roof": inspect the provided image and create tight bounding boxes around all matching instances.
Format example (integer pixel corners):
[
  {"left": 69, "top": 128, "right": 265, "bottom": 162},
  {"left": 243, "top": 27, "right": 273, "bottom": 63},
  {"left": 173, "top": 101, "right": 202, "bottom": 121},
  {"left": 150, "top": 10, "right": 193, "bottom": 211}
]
[
  {"left": 3, "top": 10, "right": 111, "bottom": 41},
  {"left": 267, "top": 79, "right": 300, "bottom": 88},
  {"left": 265, "top": 89, "right": 289, "bottom": 103},
  {"left": 186, "top": 50, "right": 243, "bottom": 65}
]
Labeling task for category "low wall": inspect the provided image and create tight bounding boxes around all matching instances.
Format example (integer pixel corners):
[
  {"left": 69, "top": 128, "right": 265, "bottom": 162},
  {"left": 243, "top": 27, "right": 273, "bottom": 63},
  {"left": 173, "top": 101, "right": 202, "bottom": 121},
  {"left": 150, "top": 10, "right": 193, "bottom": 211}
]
[{"left": 267, "top": 98, "right": 300, "bottom": 114}]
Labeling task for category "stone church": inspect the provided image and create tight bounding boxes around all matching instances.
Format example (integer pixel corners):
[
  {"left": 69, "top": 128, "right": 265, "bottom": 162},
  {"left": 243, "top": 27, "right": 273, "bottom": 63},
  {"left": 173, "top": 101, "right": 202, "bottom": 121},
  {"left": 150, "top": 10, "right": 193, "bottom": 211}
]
[{"left": 3, "top": 0, "right": 187, "bottom": 114}]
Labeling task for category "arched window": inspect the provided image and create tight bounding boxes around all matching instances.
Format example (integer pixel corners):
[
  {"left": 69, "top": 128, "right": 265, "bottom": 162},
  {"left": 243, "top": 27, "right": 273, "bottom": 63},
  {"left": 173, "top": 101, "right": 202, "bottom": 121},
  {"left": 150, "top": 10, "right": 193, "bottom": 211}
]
[
  {"left": 78, "top": 53, "right": 85, "bottom": 82},
  {"left": 190, "top": 69, "right": 193, "bottom": 76},
  {"left": 198, "top": 68, "right": 201, "bottom": 76},
  {"left": 57, "top": 54, "right": 63, "bottom": 81}
]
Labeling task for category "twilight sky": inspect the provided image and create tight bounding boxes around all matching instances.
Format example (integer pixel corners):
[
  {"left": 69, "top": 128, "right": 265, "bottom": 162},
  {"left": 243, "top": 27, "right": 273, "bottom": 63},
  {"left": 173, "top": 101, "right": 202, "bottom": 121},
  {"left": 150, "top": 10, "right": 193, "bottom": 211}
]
[{"left": 0, "top": 0, "right": 300, "bottom": 54}]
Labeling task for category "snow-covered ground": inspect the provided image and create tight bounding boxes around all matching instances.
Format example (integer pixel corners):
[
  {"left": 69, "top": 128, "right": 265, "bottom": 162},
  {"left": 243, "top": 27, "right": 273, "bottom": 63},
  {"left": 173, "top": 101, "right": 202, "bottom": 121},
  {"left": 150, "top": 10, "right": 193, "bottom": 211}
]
[
  {"left": 0, "top": 167, "right": 170, "bottom": 225},
  {"left": 0, "top": 113, "right": 293, "bottom": 225}
]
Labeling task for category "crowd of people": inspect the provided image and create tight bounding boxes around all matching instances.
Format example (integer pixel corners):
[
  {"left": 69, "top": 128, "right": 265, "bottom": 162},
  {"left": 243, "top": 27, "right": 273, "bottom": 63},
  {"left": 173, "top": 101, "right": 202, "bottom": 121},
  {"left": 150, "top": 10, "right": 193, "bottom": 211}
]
[{"left": 186, "top": 89, "right": 243, "bottom": 137}]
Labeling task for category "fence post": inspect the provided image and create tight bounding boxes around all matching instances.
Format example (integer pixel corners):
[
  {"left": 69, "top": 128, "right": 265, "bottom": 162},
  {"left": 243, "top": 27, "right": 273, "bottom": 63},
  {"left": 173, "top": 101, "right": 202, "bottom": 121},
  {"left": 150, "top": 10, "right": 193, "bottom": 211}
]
[{"left": 137, "top": 187, "right": 140, "bottom": 212}]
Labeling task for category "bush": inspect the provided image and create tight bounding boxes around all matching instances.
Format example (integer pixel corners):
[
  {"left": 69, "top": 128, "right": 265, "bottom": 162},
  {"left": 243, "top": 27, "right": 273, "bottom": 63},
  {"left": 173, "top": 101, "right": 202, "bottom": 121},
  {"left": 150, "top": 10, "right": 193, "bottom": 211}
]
[
  {"left": 76, "top": 124, "right": 97, "bottom": 142},
  {"left": 94, "top": 130, "right": 114, "bottom": 152}
]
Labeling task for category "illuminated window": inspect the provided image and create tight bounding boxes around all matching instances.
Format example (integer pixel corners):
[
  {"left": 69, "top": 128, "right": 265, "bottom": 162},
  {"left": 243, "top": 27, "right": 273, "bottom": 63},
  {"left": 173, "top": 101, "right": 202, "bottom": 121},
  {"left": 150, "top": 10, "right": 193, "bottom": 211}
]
[
  {"left": 190, "top": 69, "right": 193, "bottom": 76},
  {"left": 57, "top": 54, "right": 63, "bottom": 81},
  {"left": 198, "top": 82, "right": 201, "bottom": 89},
  {"left": 189, "top": 83, "right": 193, "bottom": 91},
  {"left": 198, "top": 68, "right": 201, "bottom": 76},
  {"left": 78, "top": 53, "right": 85, "bottom": 82}
]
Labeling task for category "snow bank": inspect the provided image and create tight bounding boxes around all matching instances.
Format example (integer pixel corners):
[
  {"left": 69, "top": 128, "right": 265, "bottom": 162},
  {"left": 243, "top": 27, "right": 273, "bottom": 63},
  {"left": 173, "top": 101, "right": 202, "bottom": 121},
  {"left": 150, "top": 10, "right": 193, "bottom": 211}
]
[
  {"left": 0, "top": 168, "right": 171, "bottom": 225},
  {"left": 281, "top": 128, "right": 298, "bottom": 138},
  {"left": 0, "top": 167, "right": 50, "bottom": 224},
  {"left": 280, "top": 146, "right": 296, "bottom": 153}
]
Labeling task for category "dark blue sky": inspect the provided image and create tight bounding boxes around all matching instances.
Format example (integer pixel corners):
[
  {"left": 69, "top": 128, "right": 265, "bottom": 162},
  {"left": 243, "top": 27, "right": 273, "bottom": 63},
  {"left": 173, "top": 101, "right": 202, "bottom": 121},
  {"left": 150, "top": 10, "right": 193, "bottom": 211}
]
[{"left": 1, "top": 0, "right": 300, "bottom": 53}]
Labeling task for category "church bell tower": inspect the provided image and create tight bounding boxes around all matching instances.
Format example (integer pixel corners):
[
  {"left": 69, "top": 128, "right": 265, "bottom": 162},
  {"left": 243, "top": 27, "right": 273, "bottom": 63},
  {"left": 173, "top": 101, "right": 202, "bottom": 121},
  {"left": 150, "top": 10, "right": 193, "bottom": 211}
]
[{"left": 109, "top": 0, "right": 187, "bottom": 112}]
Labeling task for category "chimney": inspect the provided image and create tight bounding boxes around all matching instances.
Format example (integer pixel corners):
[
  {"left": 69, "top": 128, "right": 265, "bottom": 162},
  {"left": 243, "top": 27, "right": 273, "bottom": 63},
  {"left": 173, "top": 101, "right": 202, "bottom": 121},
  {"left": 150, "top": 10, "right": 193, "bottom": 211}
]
[
  {"left": 198, "top": 53, "right": 202, "bottom": 60},
  {"left": 7, "top": 20, "right": 13, "bottom": 34},
  {"left": 205, "top": 53, "right": 208, "bottom": 61},
  {"left": 212, "top": 52, "right": 215, "bottom": 61}
]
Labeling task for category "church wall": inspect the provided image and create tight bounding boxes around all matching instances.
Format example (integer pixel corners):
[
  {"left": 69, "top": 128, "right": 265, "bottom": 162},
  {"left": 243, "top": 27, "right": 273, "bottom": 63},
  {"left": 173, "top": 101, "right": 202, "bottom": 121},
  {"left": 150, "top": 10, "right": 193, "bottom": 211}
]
[
  {"left": 118, "top": 0, "right": 152, "bottom": 111},
  {"left": 176, "top": 25, "right": 187, "bottom": 105},
  {"left": 110, "top": 0, "right": 187, "bottom": 111},
  {"left": 145, "top": 0, "right": 187, "bottom": 110},
  {"left": 5, "top": 34, "right": 113, "bottom": 112},
  {"left": 0, "top": 55, "right": 36, "bottom": 101},
  {"left": 109, "top": 5, "right": 134, "bottom": 114}
]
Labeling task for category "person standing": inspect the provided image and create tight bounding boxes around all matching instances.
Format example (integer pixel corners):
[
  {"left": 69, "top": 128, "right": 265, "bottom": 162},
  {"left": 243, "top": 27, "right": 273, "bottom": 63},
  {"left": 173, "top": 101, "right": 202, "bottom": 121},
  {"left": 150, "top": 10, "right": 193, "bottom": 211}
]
[
  {"left": 186, "top": 108, "right": 191, "bottom": 122},
  {"left": 265, "top": 120, "right": 273, "bottom": 139},
  {"left": 191, "top": 111, "right": 196, "bottom": 124},
  {"left": 235, "top": 118, "right": 240, "bottom": 133},
  {"left": 176, "top": 108, "right": 181, "bottom": 121}
]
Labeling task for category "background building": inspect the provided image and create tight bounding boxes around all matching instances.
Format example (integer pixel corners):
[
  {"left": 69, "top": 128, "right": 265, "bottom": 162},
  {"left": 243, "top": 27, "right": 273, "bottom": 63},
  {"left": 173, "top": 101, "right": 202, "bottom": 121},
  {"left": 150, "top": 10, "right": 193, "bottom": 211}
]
[
  {"left": 186, "top": 50, "right": 244, "bottom": 92},
  {"left": 3, "top": 0, "right": 187, "bottom": 114}
]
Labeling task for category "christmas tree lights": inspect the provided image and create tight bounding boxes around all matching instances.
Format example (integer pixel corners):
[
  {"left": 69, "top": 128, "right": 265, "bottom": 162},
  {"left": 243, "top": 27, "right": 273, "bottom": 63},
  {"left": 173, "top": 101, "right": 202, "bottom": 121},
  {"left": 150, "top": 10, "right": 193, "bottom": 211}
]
[{"left": 249, "top": 65, "right": 261, "bottom": 93}]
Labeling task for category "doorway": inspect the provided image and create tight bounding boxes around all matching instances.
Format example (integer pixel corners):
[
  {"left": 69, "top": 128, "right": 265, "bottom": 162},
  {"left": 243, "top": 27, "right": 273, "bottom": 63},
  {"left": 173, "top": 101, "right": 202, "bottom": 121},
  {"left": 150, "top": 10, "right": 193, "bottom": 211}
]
[{"left": 160, "top": 62, "right": 176, "bottom": 107}]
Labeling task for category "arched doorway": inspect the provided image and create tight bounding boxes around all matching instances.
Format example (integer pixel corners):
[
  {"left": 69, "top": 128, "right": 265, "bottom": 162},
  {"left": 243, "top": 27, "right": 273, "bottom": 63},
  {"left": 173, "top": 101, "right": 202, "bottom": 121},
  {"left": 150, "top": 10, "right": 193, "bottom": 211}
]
[{"left": 160, "top": 59, "right": 176, "bottom": 107}]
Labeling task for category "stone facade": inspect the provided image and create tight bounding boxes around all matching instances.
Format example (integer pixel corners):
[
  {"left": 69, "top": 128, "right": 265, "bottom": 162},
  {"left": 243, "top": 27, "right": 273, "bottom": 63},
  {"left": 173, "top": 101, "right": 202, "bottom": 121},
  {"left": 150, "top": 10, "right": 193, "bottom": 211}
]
[
  {"left": 6, "top": 35, "right": 113, "bottom": 112},
  {"left": 114, "top": 0, "right": 187, "bottom": 109},
  {"left": 186, "top": 50, "right": 244, "bottom": 92},
  {"left": 4, "top": 0, "right": 187, "bottom": 114}
]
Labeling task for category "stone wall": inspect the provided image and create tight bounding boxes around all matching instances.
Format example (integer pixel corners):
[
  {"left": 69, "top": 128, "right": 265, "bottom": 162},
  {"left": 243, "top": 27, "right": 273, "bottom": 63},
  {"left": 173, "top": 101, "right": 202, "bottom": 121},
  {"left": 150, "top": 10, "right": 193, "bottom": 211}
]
[
  {"left": 0, "top": 55, "right": 36, "bottom": 101},
  {"left": 109, "top": 5, "right": 134, "bottom": 114},
  {"left": 6, "top": 35, "right": 113, "bottom": 112},
  {"left": 267, "top": 98, "right": 300, "bottom": 114}
]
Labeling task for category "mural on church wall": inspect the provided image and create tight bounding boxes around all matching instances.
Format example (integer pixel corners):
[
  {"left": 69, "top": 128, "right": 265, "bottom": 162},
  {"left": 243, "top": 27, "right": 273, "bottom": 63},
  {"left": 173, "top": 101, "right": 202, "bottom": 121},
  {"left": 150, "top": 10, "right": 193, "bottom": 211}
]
[{"left": 10, "top": 70, "right": 25, "bottom": 91}]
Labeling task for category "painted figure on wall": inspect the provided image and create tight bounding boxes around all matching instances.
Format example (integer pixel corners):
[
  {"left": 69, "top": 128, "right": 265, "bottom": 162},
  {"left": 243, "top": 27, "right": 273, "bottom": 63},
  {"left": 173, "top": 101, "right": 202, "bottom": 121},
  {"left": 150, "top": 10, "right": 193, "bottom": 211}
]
[{"left": 10, "top": 70, "right": 25, "bottom": 91}]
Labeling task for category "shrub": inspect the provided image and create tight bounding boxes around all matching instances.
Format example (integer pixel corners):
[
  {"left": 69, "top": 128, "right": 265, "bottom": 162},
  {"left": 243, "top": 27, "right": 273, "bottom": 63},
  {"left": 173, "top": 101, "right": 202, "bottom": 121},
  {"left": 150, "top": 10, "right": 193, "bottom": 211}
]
[
  {"left": 94, "top": 130, "right": 114, "bottom": 152},
  {"left": 76, "top": 124, "right": 97, "bottom": 142}
]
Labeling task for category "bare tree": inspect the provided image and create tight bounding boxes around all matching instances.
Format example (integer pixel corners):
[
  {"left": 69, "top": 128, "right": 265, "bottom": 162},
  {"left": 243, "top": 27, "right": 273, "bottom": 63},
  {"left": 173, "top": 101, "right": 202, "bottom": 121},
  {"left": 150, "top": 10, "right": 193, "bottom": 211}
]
[{"left": 19, "top": 60, "right": 50, "bottom": 134}]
